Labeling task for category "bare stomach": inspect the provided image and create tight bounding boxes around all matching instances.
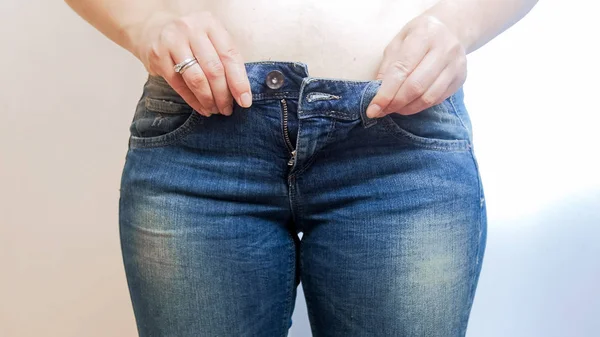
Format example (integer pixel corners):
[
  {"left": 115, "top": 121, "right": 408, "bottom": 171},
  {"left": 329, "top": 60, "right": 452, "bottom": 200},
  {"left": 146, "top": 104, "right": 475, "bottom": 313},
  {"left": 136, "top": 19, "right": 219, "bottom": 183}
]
[{"left": 178, "top": 0, "right": 438, "bottom": 80}]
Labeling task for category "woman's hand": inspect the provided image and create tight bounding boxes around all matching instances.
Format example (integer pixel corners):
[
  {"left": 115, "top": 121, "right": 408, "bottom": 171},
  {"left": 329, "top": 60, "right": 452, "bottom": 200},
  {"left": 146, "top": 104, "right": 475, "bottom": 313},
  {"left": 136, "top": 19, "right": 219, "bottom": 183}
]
[
  {"left": 129, "top": 11, "right": 252, "bottom": 117},
  {"left": 366, "top": 14, "right": 467, "bottom": 118}
]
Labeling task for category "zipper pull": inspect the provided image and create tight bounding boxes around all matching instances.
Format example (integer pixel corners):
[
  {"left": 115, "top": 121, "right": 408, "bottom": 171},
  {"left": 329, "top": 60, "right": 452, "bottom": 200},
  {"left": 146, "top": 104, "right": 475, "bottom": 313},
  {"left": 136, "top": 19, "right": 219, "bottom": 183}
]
[{"left": 287, "top": 149, "right": 297, "bottom": 166}]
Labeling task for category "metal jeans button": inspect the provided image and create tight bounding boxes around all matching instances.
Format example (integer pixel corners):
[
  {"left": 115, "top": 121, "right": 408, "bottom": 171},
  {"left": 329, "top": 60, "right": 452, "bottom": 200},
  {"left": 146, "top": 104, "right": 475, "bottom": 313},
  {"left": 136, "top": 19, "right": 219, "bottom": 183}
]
[{"left": 266, "top": 70, "right": 285, "bottom": 89}]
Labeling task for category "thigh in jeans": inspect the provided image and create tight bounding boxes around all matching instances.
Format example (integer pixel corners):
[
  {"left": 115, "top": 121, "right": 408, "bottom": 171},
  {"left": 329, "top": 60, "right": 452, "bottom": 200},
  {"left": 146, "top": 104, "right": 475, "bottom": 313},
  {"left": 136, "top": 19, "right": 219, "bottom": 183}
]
[
  {"left": 117, "top": 61, "right": 488, "bottom": 337},
  {"left": 118, "top": 73, "right": 299, "bottom": 337},
  {"left": 295, "top": 81, "right": 487, "bottom": 337}
]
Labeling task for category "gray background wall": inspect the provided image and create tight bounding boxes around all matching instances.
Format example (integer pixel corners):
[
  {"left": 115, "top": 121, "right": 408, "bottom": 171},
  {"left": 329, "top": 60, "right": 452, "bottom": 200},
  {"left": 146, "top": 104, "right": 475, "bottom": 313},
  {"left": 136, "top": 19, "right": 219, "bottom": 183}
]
[{"left": 1, "top": 1, "right": 598, "bottom": 336}]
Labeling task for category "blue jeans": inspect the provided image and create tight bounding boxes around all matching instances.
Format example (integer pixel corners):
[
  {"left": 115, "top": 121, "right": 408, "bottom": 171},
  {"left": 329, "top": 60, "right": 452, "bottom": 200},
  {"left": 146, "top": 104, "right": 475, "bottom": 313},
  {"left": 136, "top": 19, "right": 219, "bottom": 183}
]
[{"left": 119, "top": 61, "right": 487, "bottom": 337}]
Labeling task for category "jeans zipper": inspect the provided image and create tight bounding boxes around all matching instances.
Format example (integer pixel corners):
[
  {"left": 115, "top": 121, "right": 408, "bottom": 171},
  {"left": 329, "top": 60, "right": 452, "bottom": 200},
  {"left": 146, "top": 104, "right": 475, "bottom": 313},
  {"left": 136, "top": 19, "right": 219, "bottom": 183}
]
[{"left": 280, "top": 98, "right": 296, "bottom": 166}]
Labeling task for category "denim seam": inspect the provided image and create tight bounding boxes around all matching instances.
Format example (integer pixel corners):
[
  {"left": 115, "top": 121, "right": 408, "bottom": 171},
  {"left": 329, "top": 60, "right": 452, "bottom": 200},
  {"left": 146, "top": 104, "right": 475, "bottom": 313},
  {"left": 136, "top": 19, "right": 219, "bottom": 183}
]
[
  {"left": 287, "top": 176, "right": 300, "bottom": 234},
  {"left": 128, "top": 112, "right": 202, "bottom": 149},
  {"left": 281, "top": 231, "right": 296, "bottom": 337},
  {"left": 359, "top": 80, "right": 379, "bottom": 128},
  {"left": 145, "top": 97, "right": 193, "bottom": 114},
  {"left": 300, "top": 110, "right": 355, "bottom": 120},
  {"left": 304, "top": 77, "right": 377, "bottom": 85},
  {"left": 322, "top": 111, "right": 354, "bottom": 119},
  {"left": 254, "top": 92, "right": 301, "bottom": 101},
  {"left": 299, "top": 243, "right": 318, "bottom": 337},
  {"left": 147, "top": 74, "right": 174, "bottom": 88},
  {"left": 449, "top": 92, "right": 472, "bottom": 141},
  {"left": 461, "top": 147, "right": 484, "bottom": 336},
  {"left": 246, "top": 61, "right": 301, "bottom": 66},
  {"left": 296, "top": 191, "right": 306, "bottom": 239},
  {"left": 147, "top": 73, "right": 302, "bottom": 102},
  {"left": 380, "top": 116, "right": 471, "bottom": 152},
  {"left": 306, "top": 92, "right": 342, "bottom": 102},
  {"left": 294, "top": 118, "right": 337, "bottom": 177}
]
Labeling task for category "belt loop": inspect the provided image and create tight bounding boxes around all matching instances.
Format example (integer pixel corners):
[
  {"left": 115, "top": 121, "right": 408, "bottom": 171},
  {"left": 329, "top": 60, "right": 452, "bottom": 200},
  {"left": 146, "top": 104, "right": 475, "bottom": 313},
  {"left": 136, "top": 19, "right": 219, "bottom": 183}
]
[
  {"left": 292, "top": 62, "right": 309, "bottom": 77},
  {"left": 359, "top": 80, "right": 383, "bottom": 128}
]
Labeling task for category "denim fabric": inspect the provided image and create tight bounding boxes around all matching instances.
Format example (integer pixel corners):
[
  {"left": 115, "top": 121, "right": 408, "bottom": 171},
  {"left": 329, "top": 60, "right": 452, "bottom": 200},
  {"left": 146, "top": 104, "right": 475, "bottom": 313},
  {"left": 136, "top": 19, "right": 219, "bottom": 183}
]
[{"left": 119, "top": 61, "right": 487, "bottom": 337}]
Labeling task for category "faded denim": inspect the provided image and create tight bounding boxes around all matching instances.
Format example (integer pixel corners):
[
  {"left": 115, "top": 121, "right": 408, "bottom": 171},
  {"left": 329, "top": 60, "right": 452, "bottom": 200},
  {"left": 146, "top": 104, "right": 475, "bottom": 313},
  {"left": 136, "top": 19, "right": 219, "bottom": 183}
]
[{"left": 119, "top": 61, "right": 487, "bottom": 337}]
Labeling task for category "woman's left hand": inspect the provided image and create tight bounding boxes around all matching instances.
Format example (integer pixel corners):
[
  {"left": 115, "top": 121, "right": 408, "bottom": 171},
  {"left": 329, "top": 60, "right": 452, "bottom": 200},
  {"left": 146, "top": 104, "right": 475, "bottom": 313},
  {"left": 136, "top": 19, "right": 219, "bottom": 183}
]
[{"left": 367, "top": 14, "right": 468, "bottom": 118}]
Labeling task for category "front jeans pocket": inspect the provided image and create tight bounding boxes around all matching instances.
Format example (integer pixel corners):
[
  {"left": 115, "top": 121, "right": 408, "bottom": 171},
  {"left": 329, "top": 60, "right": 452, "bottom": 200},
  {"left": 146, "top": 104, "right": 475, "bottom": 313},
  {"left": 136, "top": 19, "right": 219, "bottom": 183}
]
[
  {"left": 128, "top": 79, "right": 205, "bottom": 149},
  {"left": 379, "top": 87, "right": 473, "bottom": 152}
]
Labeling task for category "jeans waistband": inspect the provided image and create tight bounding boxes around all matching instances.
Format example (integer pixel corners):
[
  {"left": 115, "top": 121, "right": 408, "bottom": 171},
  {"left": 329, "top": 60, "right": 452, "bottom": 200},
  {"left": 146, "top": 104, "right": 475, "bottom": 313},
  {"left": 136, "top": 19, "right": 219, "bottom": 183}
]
[
  {"left": 149, "top": 60, "right": 383, "bottom": 128},
  {"left": 246, "top": 61, "right": 381, "bottom": 127}
]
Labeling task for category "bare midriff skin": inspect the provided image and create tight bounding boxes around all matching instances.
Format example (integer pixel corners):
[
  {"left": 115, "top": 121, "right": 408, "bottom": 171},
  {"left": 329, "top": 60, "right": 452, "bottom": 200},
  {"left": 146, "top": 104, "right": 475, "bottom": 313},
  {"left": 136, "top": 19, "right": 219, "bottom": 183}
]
[
  {"left": 65, "top": 0, "right": 538, "bottom": 117},
  {"left": 193, "top": 0, "right": 439, "bottom": 80}
]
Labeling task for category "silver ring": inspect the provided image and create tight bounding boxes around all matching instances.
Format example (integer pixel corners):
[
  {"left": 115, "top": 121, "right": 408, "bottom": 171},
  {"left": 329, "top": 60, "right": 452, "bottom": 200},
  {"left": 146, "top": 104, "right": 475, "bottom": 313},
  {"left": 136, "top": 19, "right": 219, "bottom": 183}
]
[
  {"left": 178, "top": 59, "right": 198, "bottom": 75},
  {"left": 174, "top": 57, "right": 197, "bottom": 73}
]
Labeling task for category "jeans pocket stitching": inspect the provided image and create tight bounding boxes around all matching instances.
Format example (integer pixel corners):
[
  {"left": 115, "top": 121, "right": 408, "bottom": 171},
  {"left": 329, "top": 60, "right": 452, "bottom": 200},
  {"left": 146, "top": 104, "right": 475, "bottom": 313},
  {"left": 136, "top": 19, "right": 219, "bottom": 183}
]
[
  {"left": 448, "top": 89, "right": 471, "bottom": 139},
  {"left": 381, "top": 113, "right": 471, "bottom": 151},
  {"left": 129, "top": 106, "right": 203, "bottom": 149},
  {"left": 145, "top": 97, "right": 194, "bottom": 114}
]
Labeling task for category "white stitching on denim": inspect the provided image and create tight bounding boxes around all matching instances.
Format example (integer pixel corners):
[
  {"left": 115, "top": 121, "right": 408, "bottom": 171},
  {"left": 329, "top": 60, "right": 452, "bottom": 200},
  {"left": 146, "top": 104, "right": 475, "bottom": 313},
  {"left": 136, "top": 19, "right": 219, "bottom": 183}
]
[
  {"left": 460, "top": 147, "right": 486, "bottom": 335},
  {"left": 380, "top": 115, "right": 470, "bottom": 151},
  {"left": 306, "top": 92, "right": 342, "bottom": 102},
  {"left": 145, "top": 97, "right": 192, "bottom": 114},
  {"left": 449, "top": 90, "right": 472, "bottom": 138},
  {"left": 280, "top": 232, "right": 296, "bottom": 337},
  {"left": 129, "top": 111, "right": 202, "bottom": 148}
]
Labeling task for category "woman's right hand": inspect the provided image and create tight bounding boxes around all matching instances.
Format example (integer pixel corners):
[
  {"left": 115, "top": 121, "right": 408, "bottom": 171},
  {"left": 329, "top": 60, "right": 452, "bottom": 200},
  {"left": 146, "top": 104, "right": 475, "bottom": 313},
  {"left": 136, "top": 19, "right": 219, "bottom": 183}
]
[{"left": 128, "top": 11, "right": 252, "bottom": 117}]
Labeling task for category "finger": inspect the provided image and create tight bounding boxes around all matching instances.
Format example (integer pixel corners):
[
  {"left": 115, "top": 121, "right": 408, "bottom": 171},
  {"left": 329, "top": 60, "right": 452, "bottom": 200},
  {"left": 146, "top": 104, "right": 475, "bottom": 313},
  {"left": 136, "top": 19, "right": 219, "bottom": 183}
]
[
  {"left": 374, "top": 28, "right": 411, "bottom": 81},
  {"left": 179, "top": 59, "right": 218, "bottom": 115},
  {"left": 158, "top": 57, "right": 212, "bottom": 117},
  {"left": 169, "top": 40, "right": 219, "bottom": 116},
  {"left": 207, "top": 20, "right": 252, "bottom": 108},
  {"left": 189, "top": 33, "right": 234, "bottom": 116},
  {"left": 367, "top": 34, "right": 430, "bottom": 118},
  {"left": 393, "top": 64, "right": 456, "bottom": 116},
  {"left": 383, "top": 47, "right": 449, "bottom": 114}
]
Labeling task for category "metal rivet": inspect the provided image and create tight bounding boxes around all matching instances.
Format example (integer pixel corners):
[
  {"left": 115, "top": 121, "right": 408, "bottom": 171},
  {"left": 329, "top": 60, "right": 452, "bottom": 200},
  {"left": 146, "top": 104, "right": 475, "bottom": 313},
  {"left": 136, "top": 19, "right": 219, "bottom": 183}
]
[{"left": 266, "top": 70, "right": 285, "bottom": 89}]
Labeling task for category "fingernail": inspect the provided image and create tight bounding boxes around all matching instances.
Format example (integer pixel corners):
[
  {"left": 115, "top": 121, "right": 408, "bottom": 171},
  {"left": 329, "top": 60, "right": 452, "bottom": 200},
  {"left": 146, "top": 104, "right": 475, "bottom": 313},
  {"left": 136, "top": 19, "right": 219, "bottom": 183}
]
[
  {"left": 366, "top": 104, "right": 381, "bottom": 118},
  {"left": 240, "top": 92, "right": 252, "bottom": 107},
  {"left": 223, "top": 105, "right": 233, "bottom": 116}
]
